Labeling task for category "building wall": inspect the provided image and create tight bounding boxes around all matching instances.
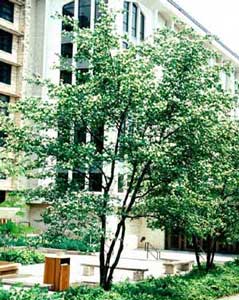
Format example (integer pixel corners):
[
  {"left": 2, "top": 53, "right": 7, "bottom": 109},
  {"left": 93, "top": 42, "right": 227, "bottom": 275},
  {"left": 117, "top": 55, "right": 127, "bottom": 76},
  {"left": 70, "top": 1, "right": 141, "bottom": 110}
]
[
  {"left": 0, "top": 0, "right": 26, "bottom": 201},
  {"left": 2, "top": 0, "right": 238, "bottom": 246}
]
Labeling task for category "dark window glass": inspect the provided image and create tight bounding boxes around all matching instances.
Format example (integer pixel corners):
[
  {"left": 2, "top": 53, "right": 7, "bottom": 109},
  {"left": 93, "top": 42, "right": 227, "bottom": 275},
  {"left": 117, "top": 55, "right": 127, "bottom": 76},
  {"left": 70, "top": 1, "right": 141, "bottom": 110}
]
[
  {"left": 0, "top": 0, "right": 14, "bottom": 23},
  {"left": 140, "top": 12, "right": 145, "bottom": 41},
  {"left": 62, "top": 1, "right": 75, "bottom": 31},
  {"left": 60, "top": 70, "right": 72, "bottom": 84},
  {"left": 89, "top": 172, "right": 102, "bottom": 192},
  {"left": 72, "top": 170, "right": 85, "bottom": 190},
  {"left": 118, "top": 174, "right": 124, "bottom": 193},
  {"left": 91, "top": 125, "right": 104, "bottom": 153},
  {"left": 78, "top": 0, "right": 91, "bottom": 28},
  {"left": 56, "top": 171, "right": 68, "bottom": 189},
  {"left": 61, "top": 43, "right": 73, "bottom": 58},
  {"left": 0, "top": 62, "right": 11, "bottom": 84},
  {"left": 123, "top": 1, "right": 129, "bottom": 33},
  {"left": 132, "top": 3, "right": 138, "bottom": 38},
  {"left": 0, "top": 30, "right": 13, "bottom": 53},
  {"left": 0, "top": 94, "right": 10, "bottom": 116},
  {"left": 0, "top": 191, "right": 6, "bottom": 204},
  {"left": 74, "top": 124, "right": 86, "bottom": 144}
]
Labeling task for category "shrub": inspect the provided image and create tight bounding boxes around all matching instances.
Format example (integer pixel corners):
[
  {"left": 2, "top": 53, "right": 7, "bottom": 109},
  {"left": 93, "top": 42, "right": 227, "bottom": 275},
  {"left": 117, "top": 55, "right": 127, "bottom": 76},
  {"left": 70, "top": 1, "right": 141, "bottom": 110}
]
[
  {"left": 43, "top": 237, "right": 99, "bottom": 252},
  {"left": 0, "top": 249, "right": 44, "bottom": 265}
]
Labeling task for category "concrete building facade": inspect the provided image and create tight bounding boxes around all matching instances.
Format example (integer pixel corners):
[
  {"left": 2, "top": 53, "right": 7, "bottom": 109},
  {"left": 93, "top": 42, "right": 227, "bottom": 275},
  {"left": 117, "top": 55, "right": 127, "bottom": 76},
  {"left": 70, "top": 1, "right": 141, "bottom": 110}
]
[
  {"left": 0, "top": 0, "right": 26, "bottom": 204},
  {"left": 1, "top": 0, "right": 239, "bottom": 249}
]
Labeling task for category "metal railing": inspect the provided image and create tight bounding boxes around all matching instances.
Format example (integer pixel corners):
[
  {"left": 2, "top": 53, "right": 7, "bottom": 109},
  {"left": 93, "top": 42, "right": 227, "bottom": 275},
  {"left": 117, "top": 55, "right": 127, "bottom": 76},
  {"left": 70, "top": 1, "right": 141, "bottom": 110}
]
[{"left": 145, "top": 242, "right": 161, "bottom": 260}]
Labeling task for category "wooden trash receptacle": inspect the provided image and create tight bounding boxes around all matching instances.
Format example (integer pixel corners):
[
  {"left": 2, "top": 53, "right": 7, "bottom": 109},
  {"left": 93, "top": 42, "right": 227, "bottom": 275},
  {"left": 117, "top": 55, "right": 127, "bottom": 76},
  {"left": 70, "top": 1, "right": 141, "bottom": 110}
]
[{"left": 43, "top": 254, "right": 70, "bottom": 291}]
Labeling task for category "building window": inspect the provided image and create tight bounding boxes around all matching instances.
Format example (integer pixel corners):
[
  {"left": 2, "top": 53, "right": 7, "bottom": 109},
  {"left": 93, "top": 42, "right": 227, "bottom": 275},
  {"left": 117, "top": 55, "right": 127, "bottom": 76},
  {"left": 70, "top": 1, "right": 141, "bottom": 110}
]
[
  {"left": 72, "top": 170, "right": 85, "bottom": 190},
  {"left": 0, "top": 62, "right": 11, "bottom": 85},
  {"left": 0, "top": 30, "right": 13, "bottom": 53},
  {"left": 74, "top": 124, "right": 86, "bottom": 144},
  {"left": 91, "top": 125, "right": 104, "bottom": 154},
  {"left": 0, "top": 191, "right": 6, "bottom": 204},
  {"left": 78, "top": 0, "right": 91, "bottom": 28},
  {"left": 56, "top": 171, "right": 68, "bottom": 189},
  {"left": 132, "top": 3, "right": 138, "bottom": 38},
  {"left": 61, "top": 43, "right": 73, "bottom": 58},
  {"left": 0, "top": 0, "right": 14, "bottom": 23},
  {"left": 123, "top": 2, "right": 146, "bottom": 41},
  {"left": 0, "top": 94, "right": 10, "bottom": 116},
  {"left": 62, "top": 1, "right": 75, "bottom": 31},
  {"left": 89, "top": 172, "right": 102, "bottom": 192},
  {"left": 140, "top": 12, "right": 145, "bottom": 41},
  {"left": 123, "top": 1, "right": 129, "bottom": 33},
  {"left": 60, "top": 70, "right": 72, "bottom": 84}
]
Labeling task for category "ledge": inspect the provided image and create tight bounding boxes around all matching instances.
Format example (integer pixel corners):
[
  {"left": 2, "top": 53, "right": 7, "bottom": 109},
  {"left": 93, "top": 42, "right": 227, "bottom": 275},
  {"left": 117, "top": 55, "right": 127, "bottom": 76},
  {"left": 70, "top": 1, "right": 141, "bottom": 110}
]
[
  {"left": 9, "top": 0, "right": 25, "bottom": 6},
  {"left": 0, "top": 23, "right": 24, "bottom": 37},
  {"left": 0, "top": 56, "right": 22, "bottom": 67},
  {"left": 0, "top": 88, "right": 21, "bottom": 98}
]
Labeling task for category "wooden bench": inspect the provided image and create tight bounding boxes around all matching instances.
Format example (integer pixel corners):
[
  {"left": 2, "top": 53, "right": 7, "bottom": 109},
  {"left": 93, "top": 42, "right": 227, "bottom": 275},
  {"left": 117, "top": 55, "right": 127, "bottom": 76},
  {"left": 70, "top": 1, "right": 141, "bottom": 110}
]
[
  {"left": 0, "top": 261, "right": 20, "bottom": 277},
  {"left": 81, "top": 263, "right": 148, "bottom": 281},
  {"left": 163, "top": 260, "right": 194, "bottom": 275}
]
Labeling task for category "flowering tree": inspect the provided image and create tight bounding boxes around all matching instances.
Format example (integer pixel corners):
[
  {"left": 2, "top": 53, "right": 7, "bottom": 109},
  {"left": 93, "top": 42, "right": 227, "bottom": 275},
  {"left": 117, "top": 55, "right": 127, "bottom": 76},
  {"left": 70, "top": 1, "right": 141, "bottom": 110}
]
[{"left": 0, "top": 4, "right": 237, "bottom": 288}]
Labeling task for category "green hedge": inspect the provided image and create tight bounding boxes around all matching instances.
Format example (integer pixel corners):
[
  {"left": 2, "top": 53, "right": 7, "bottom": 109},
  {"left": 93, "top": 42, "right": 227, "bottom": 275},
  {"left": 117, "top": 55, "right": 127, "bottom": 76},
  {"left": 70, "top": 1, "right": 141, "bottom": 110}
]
[
  {"left": 2, "top": 236, "right": 99, "bottom": 253},
  {"left": 0, "top": 260, "right": 239, "bottom": 299},
  {"left": 0, "top": 249, "right": 44, "bottom": 265}
]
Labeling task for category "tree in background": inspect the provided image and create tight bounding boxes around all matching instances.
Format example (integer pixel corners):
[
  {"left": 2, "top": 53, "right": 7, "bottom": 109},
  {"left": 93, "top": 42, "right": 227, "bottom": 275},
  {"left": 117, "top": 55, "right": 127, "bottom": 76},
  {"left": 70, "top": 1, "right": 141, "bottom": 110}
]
[
  {"left": 0, "top": 3, "right": 237, "bottom": 289},
  {"left": 144, "top": 119, "right": 239, "bottom": 270}
]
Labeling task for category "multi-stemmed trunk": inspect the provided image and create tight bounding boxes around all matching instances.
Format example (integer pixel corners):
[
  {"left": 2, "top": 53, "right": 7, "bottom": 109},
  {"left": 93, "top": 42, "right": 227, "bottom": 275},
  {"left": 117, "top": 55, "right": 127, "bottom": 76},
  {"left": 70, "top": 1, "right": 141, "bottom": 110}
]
[
  {"left": 193, "top": 235, "right": 217, "bottom": 271},
  {"left": 99, "top": 216, "right": 126, "bottom": 291}
]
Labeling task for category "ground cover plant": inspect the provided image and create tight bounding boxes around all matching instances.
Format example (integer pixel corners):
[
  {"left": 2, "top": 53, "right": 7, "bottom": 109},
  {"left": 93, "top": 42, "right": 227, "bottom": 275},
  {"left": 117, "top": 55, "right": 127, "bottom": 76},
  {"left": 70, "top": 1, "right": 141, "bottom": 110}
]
[
  {"left": 0, "top": 260, "right": 239, "bottom": 300},
  {"left": 0, "top": 221, "right": 37, "bottom": 248},
  {"left": 0, "top": 248, "right": 44, "bottom": 265}
]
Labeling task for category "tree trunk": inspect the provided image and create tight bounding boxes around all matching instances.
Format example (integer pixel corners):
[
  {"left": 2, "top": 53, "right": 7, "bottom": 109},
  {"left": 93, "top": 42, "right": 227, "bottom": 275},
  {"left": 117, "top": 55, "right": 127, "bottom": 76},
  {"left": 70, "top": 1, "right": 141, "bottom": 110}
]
[
  {"left": 99, "top": 218, "right": 126, "bottom": 291},
  {"left": 192, "top": 235, "right": 201, "bottom": 269},
  {"left": 205, "top": 236, "right": 216, "bottom": 271}
]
